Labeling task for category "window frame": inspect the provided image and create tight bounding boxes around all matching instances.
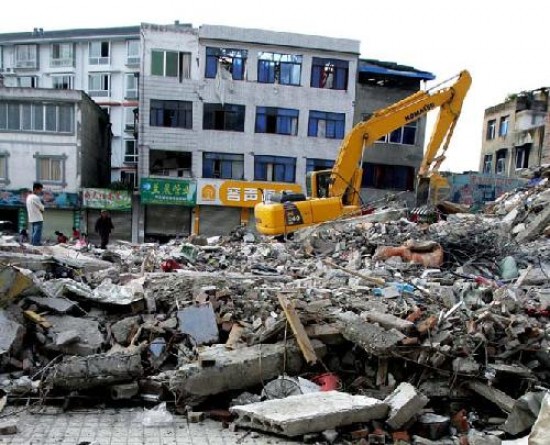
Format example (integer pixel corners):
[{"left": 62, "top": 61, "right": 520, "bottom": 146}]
[
  {"left": 254, "top": 155, "right": 296, "bottom": 183},
  {"left": 202, "top": 103, "right": 245, "bottom": 132},
  {"left": 499, "top": 115, "right": 509, "bottom": 137},
  {"left": 515, "top": 146, "right": 530, "bottom": 169},
  {"left": 255, "top": 107, "right": 299, "bottom": 136},
  {"left": 202, "top": 152, "right": 244, "bottom": 180},
  {"left": 125, "top": 73, "right": 138, "bottom": 99},
  {"left": 126, "top": 40, "right": 140, "bottom": 66},
  {"left": 17, "top": 76, "right": 39, "bottom": 88},
  {"left": 151, "top": 50, "right": 191, "bottom": 80},
  {"left": 89, "top": 41, "right": 110, "bottom": 65},
  {"left": 14, "top": 44, "right": 38, "bottom": 69},
  {"left": 50, "top": 43, "right": 74, "bottom": 67},
  {"left": 307, "top": 110, "right": 345, "bottom": 139},
  {"left": 483, "top": 154, "right": 493, "bottom": 174},
  {"left": 0, "top": 152, "right": 9, "bottom": 184},
  {"left": 495, "top": 149, "right": 507, "bottom": 175},
  {"left": 486, "top": 119, "right": 496, "bottom": 140},
  {"left": 149, "top": 99, "right": 193, "bottom": 129},
  {"left": 257, "top": 52, "right": 302, "bottom": 86},
  {"left": 306, "top": 158, "right": 334, "bottom": 173},
  {"left": 124, "top": 139, "right": 138, "bottom": 164},
  {"left": 0, "top": 101, "right": 73, "bottom": 133},
  {"left": 88, "top": 73, "right": 110, "bottom": 97},
  {"left": 34, "top": 153, "right": 67, "bottom": 186},
  {"left": 52, "top": 74, "right": 74, "bottom": 90},
  {"left": 205, "top": 47, "right": 248, "bottom": 80},
  {"left": 310, "top": 57, "right": 349, "bottom": 90}
]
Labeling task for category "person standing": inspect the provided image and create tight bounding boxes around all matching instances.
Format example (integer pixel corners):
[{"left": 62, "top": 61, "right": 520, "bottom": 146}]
[
  {"left": 26, "top": 182, "right": 44, "bottom": 246},
  {"left": 95, "top": 209, "right": 114, "bottom": 249}
]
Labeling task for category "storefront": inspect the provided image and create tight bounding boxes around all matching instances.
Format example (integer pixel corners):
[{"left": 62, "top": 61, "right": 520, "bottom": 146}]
[
  {"left": 82, "top": 188, "right": 133, "bottom": 244},
  {"left": 140, "top": 178, "right": 196, "bottom": 243},
  {"left": 0, "top": 188, "right": 79, "bottom": 241},
  {"left": 196, "top": 179, "right": 302, "bottom": 236}
]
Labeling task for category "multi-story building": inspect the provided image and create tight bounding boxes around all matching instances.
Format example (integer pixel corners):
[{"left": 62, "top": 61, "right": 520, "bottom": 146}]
[
  {"left": 137, "top": 23, "right": 360, "bottom": 239},
  {"left": 0, "top": 26, "right": 140, "bottom": 186},
  {"left": 354, "top": 59, "right": 435, "bottom": 207},
  {"left": 0, "top": 86, "right": 110, "bottom": 239},
  {"left": 479, "top": 88, "right": 548, "bottom": 178}
]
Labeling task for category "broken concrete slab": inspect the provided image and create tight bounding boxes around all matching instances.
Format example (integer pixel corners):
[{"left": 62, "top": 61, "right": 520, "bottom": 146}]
[
  {"left": 90, "top": 278, "right": 144, "bottom": 305},
  {"left": 516, "top": 207, "right": 550, "bottom": 243},
  {"left": 47, "top": 352, "right": 143, "bottom": 390},
  {"left": 503, "top": 391, "right": 545, "bottom": 435},
  {"left": 177, "top": 303, "right": 219, "bottom": 346},
  {"left": 338, "top": 312, "right": 405, "bottom": 355},
  {"left": 46, "top": 315, "right": 103, "bottom": 356},
  {"left": 170, "top": 340, "right": 326, "bottom": 401},
  {"left": 467, "top": 381, "right": 516, "bottom": 413},
  {"left": 0, "top": 310, "right": 24, "bottom": 356},
  {"left": 41, "top": 244, "right": 114, "bottom": 272},
  {"left": 111, "top": 316, "right": 140, "bottom": 345},
  {"left": 26, "top": 296, "right": 76, "bottom": 314},
  {"left": 363, "top": 311, "right": 415, "bottom": 334},
  {"left": 230, "top": 391, "right": 388, "bottom": 437},
  {"left": 55, "top": 330, "right": 80, "bottom": 346},
  {"left": 384, "top": 382, "right": 429, "bottom": 430}
]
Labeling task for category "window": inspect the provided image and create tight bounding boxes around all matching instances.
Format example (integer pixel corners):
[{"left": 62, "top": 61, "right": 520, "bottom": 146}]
[
  {"left": 311, "top": 57, "right": 349, "bottom": 90},
  {"left": 88, "top": 74, "right": 110, "bottom": 97},
  {"left": 308, "top": 111, "right": 345, "bottom": 139},
  {"left": 203, "top": 152, "right": 244, "bottom": 179},
  {"left": 486, "top": 119, "right": 496, "bottom": 140},
  {"left": 0, "top": 102, "right": 73, "bottom": 133},
  {"left": 124, "top": 140, "right": 138, "bottom": 164},
  {"left": 378, "top": 120, "right": 417, "bottom": 145},
  {"left": 50, "top": 43, "right": 74, "bottom": 67},
  {"left": 121, "top": 170, "right": 137, "bottom": 188},
  {"left": 89, "top": 41, "right": 110, "bottom": 65},
  {"left": 202, "top": 103, "right": 245, "bottom": 132},
  {"left": 124, "top": 107, "right": 136, "bottom": 131},
  {"left": 515, "top": 146, "right": 530, "bottom": 169},
  {"left": 257, "top": 52, "right": 302, "bottom": 86},
  {"left": 0, "top": 154, "right": 8, "bottom": 182},
  {"left": 495, "top": 149, "right": 507, "bottom": 175},
  {"left": 15, "top": 45, "right": 38, "bottom": 69},
  {"left": 361, "top": 163, "right": 414, "bottom": 190},
  {"left": 36, "top": 155, "right": 65, "bottom": 184},
  {"left": 306, "top": 158, "right": 334, "bottom": 173},
  {"left": 254, "top": 155, "right": 296, "bottom": 183},
  {"left": 255, "top": 107, "right": 298, "bottom": 135},
  {"left": 52, "top": 75, "right": 73, "bottom": 90},
  {"left": 205, "top": 47, "right": 247, "bottom": 80},
  {"left": 126, "top": 40, "right": 140, "bottom": 65},
  {"left": 483, "top": 155, "right": 493, "bottom": 174},
  {"left": 151, "top": 50, "right": 191, "bottom": 80},
  {"left": 499, "top": 115, "right": 509, "bottom": 137},
  {"left": 17, "top": 76, "right": 38, "bottom": 88},
  {"left": 150, "top": 100, "right": 192, "bottom": 129},
  {"left": 125, "top": 73, "right": 138, "bottom": 99}
]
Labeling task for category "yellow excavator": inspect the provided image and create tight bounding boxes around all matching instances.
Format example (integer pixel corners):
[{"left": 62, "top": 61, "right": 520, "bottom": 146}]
[{"left": 255, "top": 70, "right": 472, "bottom": 236}]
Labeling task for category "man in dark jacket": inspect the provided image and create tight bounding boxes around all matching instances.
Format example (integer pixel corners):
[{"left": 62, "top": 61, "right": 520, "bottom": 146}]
[{"left": 95, "top": 209, "right": 114, "bottom": 249}]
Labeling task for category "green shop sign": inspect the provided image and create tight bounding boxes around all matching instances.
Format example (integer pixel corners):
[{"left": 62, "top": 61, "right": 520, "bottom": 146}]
[
  {"left": 140, "top": 178, "right": 196, "bottom": 206},
  {"left": 83, "top": 188, "right": 132, "bottom": 210}
]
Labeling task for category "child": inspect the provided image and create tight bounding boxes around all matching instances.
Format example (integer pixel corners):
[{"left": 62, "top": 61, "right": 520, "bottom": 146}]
[{"left": 54, "top": 231, "right": 68, "bottom": 244}]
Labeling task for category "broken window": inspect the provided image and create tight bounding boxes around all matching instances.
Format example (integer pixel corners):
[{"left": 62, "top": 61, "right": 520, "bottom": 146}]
[
  {"left": 361, "top": 163, "right": 414, "bottom": 190},
  {"left": 205, "top": 47, "right": 247, "bottom": 80},
  {"left": 203, "top": 152, "right": 244, "bottom": 179},
  {"left": 310, "top": 57, "right": 349, "bottom": 90},
  {"left": 515, "top": 145, "right": 530, "bottom": 169},
  {"left": 257, "top": 52, "right": 302, "bottom": 85},
  {"left": 495, "top": 149, "right": 507, "bottom": 175},
  {"left": 499, "top": 115, "right": 509, "bottom": 137},
  {"left": 486, "top": 119, "right": 496, "bottom": 140},
  {"left": 203, "top": 103, "right": 245, "bottom": 132},
  {"left": 255, "top": 107, "right": 298, "bottom": 136},
  {"left": 150, "top": 100, "right": 192, "bottom": 129},
  {"left": 308, "top": 111, "right": 345, "bottom": 139},
  {"left": 483, "top": 154, "right": 493, "bottom": 174},
  {"left": 151, "top": 50, "right": 191, "bottom": 81},
  {"left": 254, "top": 155, "right": 296, "bottom": 183}
]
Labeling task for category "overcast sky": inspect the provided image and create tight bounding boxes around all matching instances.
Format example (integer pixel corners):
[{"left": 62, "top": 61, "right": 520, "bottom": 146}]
[{"left": 5, "top": 0, "right": 548, "bottom": 172}]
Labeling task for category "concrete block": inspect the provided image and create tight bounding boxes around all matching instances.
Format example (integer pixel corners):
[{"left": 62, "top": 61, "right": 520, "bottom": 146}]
[
  {"left": 27, "top": 296, "right": 76, "bottom": 314},
  {"left": 384, "top": 382, "right": 429, "bottom": 429},
  {"left": 516, "top": 206, "right": 550, "bottom": 243},
  {"left": 111, "top": 382, "right": 139, "bottom": 400},
  {"left": 55, "top": 330, "right": 80, "bottom": 346},
  {"left": 46, "top": 315, "right": 103, "bottom": 356},
  {"left": 170, "top": 340, "right": 326, "bottom": 401},
  {"left": 0, "top": 265, "right": 36, "bottom": 307},
  {"left": 467, "top": 381, "right": 515, "bottom": 413},
  {"left": 230, "top": 391, "right": 388, "bottom": 437},
  {"left": 111, "top": 315, "right": 140, "bottom": 345}
]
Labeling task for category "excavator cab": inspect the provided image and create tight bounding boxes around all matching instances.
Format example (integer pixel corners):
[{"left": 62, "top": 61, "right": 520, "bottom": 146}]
[{"left": 306, "top": 170, "right": 332, "bottom": 199}]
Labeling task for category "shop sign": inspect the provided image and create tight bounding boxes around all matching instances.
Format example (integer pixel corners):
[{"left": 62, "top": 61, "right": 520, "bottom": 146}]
[
  {"left": 83, "top": 188, "right": 132, "bottom": 210},
  {"left": 196, "top": 179, "right": 302, "bottom": 208},
  {"left": 0, "top": 189, "right": 79, "bottom": 209},
  {"left": 140, "top": 178, "right": 196, "bottom": 206}
]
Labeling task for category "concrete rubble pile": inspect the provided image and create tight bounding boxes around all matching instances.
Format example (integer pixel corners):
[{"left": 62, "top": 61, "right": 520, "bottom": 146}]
[{"left": 0, "top": 180, "right": 549, "bottom": 443}]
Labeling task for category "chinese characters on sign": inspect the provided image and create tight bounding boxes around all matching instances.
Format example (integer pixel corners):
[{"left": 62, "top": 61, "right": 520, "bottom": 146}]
[
  {"left": 82, "top": 188, "right": 132, "bottom": 210},
  {"left": 140, "top": 178, "right": 197, "bottom": 206}
]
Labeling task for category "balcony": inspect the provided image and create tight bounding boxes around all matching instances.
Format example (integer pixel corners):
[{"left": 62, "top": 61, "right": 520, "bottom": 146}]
[{"left": 14, "top": 60, "right": 38, "bottom": 69}]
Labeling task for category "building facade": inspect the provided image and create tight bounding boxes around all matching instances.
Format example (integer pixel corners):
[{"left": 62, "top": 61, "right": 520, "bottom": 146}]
[
  {"left": 0, "top": 26, "right": 140, "bottom": 186},
  {"left": 354, "top": 60, "right": 435, "bottom": 207},
  {"left": 136, "top": 23, "right": 360, "bottom": 240},
  {"left": 479, "top": 88, "right": 548, "bottom": 178},
  {"left": 0, "top": 87, "right": 110, "bottom": 239}
]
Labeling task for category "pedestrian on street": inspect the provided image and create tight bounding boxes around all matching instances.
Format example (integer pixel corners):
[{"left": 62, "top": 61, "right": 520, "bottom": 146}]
[
  {"left": 95, "top": 209, "right": 114, "bottom": 249},
  {"left": 26, "top": 182, "right": 44, "bottom": 246}
]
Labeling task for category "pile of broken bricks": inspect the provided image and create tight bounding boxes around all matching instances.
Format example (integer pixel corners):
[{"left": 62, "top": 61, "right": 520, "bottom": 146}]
[{"left": 0, "top": 176, "right": 549, "bottom": 443}]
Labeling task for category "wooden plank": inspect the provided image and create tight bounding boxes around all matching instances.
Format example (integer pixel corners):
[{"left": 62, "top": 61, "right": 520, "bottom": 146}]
[{"left": 277, "top": 294, "right": 317, "bottom": 365}]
